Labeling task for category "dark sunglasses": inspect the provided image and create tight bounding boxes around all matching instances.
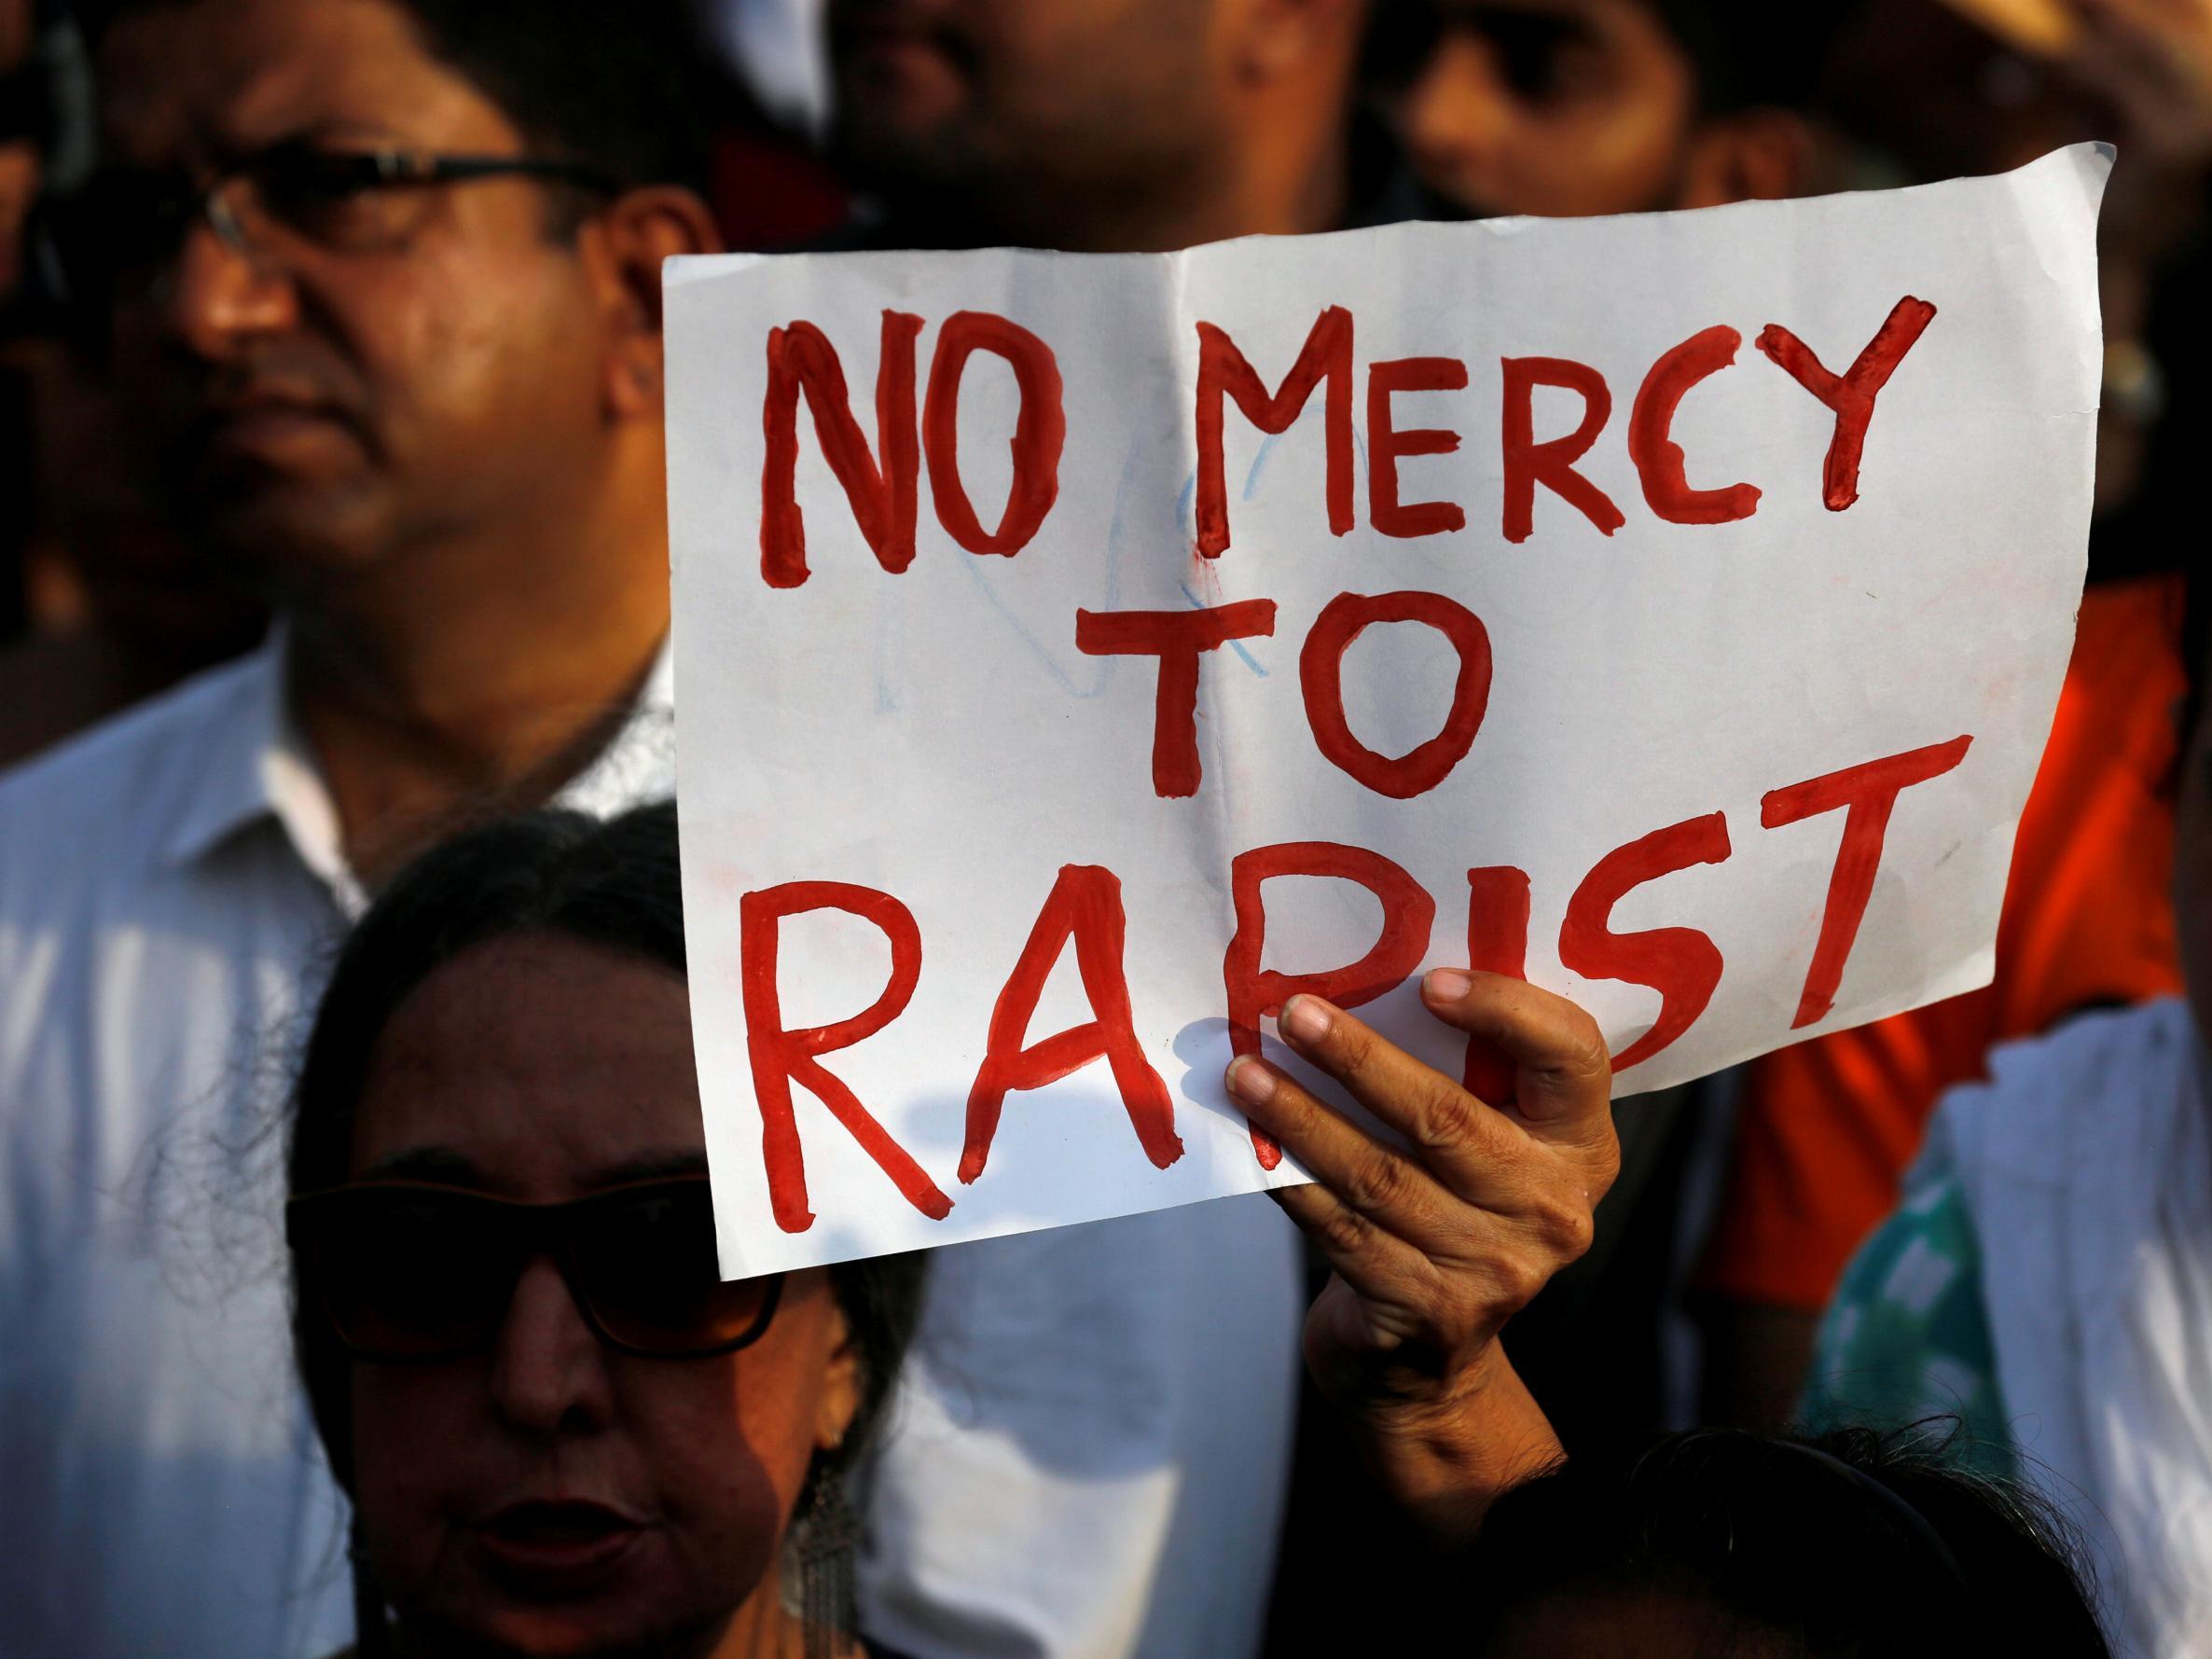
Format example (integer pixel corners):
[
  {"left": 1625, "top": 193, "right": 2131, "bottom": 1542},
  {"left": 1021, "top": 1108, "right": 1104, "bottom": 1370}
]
[
  {"left": 37, "top": 140, "right": 622, "bottom": 307},
  {"left": 285, "top": 1177, "right": 782, "bottom": 1362}
]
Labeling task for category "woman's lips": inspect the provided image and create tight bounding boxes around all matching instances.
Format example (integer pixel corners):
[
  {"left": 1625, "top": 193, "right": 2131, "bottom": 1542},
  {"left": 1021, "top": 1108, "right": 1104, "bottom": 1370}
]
[{"left": 471, "top": 1499, "right": 647, "bottom": 1593}]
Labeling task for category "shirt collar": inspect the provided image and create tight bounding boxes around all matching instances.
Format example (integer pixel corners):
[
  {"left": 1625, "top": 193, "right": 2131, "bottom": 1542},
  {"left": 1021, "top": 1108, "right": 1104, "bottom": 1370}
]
[
  {"left": 156, "top": 627, "right": 299, "bottom": 876},
  {"left": 159, "top": 626, "right": 677, "bottom": 913},
  {"left": 557, "top": 634, "right": 677, "bottom": 823}
]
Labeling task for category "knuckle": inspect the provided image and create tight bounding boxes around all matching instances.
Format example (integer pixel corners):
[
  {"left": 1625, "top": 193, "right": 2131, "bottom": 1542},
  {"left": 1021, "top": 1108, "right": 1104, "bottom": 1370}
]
[
  {"left": 1531, "top": 1192, "right": 1597, "bottom": 1263},
  {"left": 1481, "top": 1255, "right": 1550, "bottom": 1317},
  {"left": 1313, "top": 1202, "right": 1374, "bottom": 1261},
  {"left": 1558, "top": 1202, "right": 1598, "bottom": 1261},
  {"left": 1408, "top": 1085, "right": 1477, "bottom": 1162},
  {"left": 1342, "top": 1148, "right": 1413, "bottom": 1215}
]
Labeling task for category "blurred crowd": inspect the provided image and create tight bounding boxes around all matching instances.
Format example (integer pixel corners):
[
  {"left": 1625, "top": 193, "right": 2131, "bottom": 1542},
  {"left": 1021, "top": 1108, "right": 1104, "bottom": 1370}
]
[{"left": 0, "top": 1, "right": 2206, "bottom": 1656}]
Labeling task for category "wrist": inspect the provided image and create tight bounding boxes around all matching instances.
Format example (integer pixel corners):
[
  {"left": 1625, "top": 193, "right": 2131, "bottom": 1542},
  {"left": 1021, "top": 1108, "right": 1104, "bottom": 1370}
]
[{"left": 1338, "top": 1347, "right": 1565, "bottom": 1546}]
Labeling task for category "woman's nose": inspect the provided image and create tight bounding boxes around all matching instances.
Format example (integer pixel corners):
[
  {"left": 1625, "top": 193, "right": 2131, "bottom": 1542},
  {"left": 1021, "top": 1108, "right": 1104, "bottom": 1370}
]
[{"left": 486, "top": 1257, "right": 615, "bottom": 1437}]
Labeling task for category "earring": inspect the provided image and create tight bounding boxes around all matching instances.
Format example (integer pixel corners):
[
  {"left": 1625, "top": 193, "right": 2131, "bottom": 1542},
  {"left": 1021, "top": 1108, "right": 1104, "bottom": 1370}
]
[{"left": 791, "top": 1457, "right": 860, "bottom": 1659}]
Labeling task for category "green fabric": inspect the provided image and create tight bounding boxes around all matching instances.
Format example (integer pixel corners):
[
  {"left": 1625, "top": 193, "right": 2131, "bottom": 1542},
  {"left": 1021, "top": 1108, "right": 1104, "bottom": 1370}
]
[{"left": 1798, "top": 1175, "right": 2017, "bottom": 1479}]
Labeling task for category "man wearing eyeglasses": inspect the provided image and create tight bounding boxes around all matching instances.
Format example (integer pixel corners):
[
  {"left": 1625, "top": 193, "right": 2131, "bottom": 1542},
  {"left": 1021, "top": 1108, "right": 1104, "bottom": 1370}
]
[
  {"left": 0, "top": 4, "right": 1310, "bottom": 1658},
  {"left": 0, "top": 2, "right": 719, "bottom": 1652}
]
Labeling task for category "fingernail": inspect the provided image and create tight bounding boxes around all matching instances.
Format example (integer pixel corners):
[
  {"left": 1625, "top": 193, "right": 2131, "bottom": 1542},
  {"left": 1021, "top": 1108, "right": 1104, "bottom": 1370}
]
[
  {"left": 1424, "top": 969, "right": 1473, "bottom": 1002},
  {"left": 1225, "top": 1056, "right": 1277, "bottom": 1105},
  {"left": 1279, "top": 995, "right": 1333, "bottom": 1044}
]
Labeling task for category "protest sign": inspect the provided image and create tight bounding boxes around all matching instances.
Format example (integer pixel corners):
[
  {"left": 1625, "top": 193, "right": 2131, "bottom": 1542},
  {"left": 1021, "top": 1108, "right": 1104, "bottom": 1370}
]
[{"left": 666, "top": 145, "right": 2108, "bottom": 1278}]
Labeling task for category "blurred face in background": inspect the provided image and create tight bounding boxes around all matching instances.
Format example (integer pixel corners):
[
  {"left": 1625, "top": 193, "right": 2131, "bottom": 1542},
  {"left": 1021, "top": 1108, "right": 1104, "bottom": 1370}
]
[
  {"left": 828, "top": 0, "right": 1237, "bottom": 220},
  {"left": 89, "top": 0, "right": 624, "bottom": 580},
  {"left": 1373, "top": 0, "right": 1697, "bottom": 216}
]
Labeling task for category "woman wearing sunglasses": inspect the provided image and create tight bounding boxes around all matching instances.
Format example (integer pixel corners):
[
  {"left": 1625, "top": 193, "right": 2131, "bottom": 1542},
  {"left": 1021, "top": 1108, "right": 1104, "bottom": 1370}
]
[{"left": 283, "top": 802, "right": 924, "bottom": 1659}]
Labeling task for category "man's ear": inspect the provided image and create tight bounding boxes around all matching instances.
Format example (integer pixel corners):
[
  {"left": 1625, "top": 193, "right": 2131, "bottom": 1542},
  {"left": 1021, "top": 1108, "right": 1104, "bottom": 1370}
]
[
  {"left": 1229, "top": 0, "right": 1366, "bottom": 83},
  {"left": 1677, "top": 109, "right": 1823, "bottom": 209},
  {"left": 585, "top": 185, "right": 725, "bottom": 421}
]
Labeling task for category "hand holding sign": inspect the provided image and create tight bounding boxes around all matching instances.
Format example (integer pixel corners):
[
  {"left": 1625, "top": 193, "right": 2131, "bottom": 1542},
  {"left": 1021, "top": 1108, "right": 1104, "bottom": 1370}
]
[{"left": 1225, "top": 973, "right": 1613, "bottom": 1538}]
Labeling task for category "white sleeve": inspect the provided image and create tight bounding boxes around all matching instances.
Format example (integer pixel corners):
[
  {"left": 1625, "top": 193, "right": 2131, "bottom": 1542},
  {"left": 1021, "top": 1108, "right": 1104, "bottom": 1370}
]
[{"left": 855, "top": 1195, "right": 1304, "bottom": 1659}]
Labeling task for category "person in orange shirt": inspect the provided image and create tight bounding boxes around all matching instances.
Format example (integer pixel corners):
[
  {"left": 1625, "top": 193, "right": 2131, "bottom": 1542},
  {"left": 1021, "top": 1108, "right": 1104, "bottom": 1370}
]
[
  {"left": 1697, "top": 573, "right": 2189, "bottom": 1422},
  {"left": 1692, "top": 0, "right": 2211, "bottom": 1423}
]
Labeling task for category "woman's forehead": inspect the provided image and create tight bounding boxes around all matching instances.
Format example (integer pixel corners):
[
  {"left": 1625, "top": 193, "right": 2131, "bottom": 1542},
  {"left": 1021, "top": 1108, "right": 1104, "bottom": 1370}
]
[{"left": 349, "top": 932, "right": 704, "bottom": 1193}]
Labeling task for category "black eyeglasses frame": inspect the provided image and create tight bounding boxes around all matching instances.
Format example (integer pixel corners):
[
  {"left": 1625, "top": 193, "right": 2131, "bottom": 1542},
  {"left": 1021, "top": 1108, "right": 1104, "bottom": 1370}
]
[{"left": 32, "top": 142, "right": 630, "bottom": 311}]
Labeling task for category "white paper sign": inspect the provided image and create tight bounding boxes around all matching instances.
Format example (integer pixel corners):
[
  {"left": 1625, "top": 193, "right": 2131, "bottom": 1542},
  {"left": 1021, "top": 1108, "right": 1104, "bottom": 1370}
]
[{"left": 666, "top": 146, "right": 2107, "bottom": 1277}]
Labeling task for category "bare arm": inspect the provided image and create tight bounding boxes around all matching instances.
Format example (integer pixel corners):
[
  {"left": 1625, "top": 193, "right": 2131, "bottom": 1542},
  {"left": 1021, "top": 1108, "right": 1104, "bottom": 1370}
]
[{"left": 1224, "top": 970, "right": 1621, "bottom": 1544}]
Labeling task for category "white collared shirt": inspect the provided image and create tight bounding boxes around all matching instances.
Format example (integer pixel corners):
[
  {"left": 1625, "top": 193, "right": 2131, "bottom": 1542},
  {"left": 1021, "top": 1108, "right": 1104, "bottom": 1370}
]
[
  {"left": 0, "top": 635, "right": 1301, "bottom": 1659},
  {"left": 0, "top": 634, "right": 677, "bottom": 1656}
]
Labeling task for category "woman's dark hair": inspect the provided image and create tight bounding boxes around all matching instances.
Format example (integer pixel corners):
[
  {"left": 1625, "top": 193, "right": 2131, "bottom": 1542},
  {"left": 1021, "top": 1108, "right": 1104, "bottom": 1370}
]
[
  {"left": 285, "top": 801, "right": 927, "bottom": 1505},
  {"left": 1454, "top": 1426, "right": 2110, "bottom": 1658}
]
